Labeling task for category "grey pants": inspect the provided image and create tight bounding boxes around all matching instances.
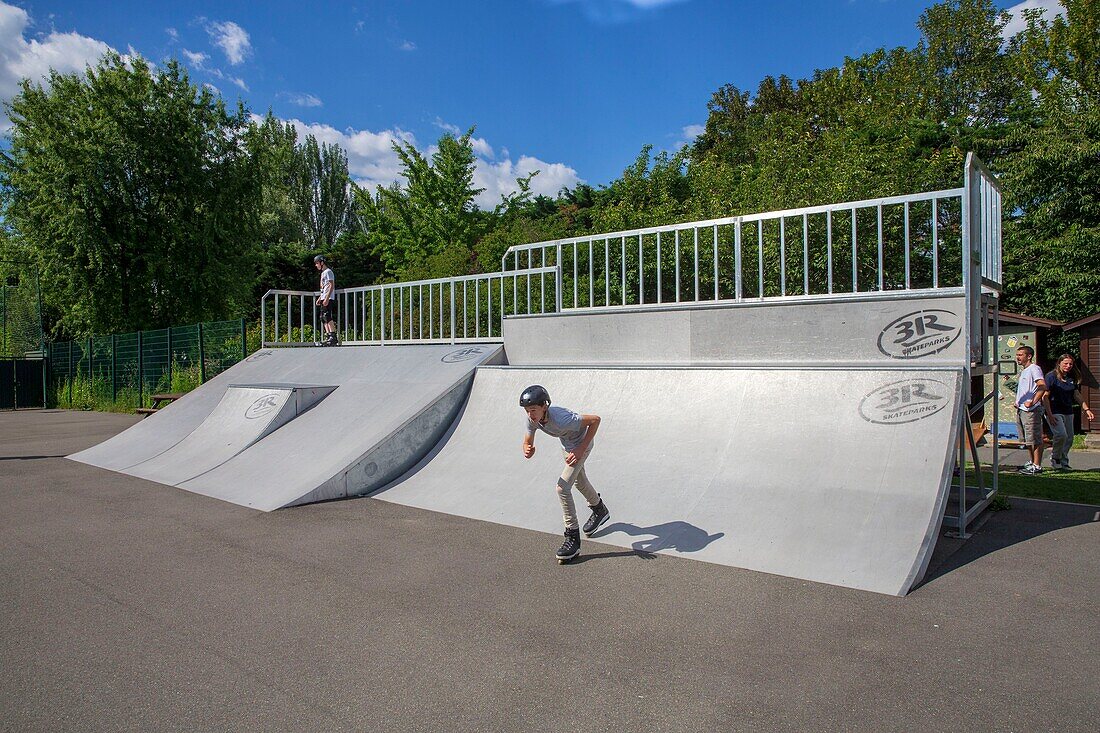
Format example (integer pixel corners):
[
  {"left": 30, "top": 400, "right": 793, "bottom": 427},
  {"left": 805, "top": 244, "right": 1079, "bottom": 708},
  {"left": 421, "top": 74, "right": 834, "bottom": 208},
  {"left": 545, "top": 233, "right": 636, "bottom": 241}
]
[
  {"left": 557, "top": 446, "right": 600, "bottom": 531},
  {"left": 1049, "top": 413, "right": 1073, "bottom": 465}
]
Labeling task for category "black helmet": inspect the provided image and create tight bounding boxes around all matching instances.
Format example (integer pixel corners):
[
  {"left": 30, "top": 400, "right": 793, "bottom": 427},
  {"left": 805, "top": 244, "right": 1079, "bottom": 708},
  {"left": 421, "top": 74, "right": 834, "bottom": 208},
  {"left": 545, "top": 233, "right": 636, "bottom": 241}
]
[
  {"left": 313, "top": 254, "right": 326, "bottom": 264},
  {"left": 519, "top": 385, "right": 550, "bottom": 407}
]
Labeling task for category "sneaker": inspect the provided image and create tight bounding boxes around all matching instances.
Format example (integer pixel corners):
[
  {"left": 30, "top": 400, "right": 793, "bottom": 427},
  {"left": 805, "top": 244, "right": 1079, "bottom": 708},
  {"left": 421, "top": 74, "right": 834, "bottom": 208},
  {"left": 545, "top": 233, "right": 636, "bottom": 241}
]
[
  {"left": 582, "top": 498, "right": 610, "bottom": 537},
  {"left": 556, "top": 528, "right": 581, "bottom": 564},
  {"left": 1021, "top": 464, "right": 1043, "bottom": 475},
  {"left": 1017, "top": 462, "right": 1034, "bottom": 473},
  {"left": 1060, "top": 461, "right": 1071, "bottom": 471}
]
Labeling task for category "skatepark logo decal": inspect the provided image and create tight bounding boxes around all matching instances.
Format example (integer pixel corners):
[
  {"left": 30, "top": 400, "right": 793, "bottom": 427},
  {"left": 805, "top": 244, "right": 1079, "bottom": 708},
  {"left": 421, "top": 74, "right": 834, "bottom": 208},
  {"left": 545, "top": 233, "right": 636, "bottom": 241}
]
[
  {"left": 441, "top": 347, "right": 485, "bottom": 363},
  {"left": 245, "top": 350, "right": 274, "bottom": 363},
  {"left": 859, "top": 378, "right": 950, "bottom": 425},
  {"left": 877, "top": 310, "right": 961, "bottom": 359},
  {"left": 245, "top": 394, "right": 282, "bottom": 420}
]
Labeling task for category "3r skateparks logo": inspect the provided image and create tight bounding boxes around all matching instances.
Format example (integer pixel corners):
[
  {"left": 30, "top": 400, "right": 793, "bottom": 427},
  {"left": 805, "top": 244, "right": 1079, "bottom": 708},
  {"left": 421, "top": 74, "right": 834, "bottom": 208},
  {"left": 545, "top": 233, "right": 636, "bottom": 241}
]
[
  {"left": 441, "top": 346, "right": 486, "bottom": 363},
  {"left": 245, "top": 350, "right": 274, "bottom": 363},
  {"left": 245, "top": 394, "right": 282, "bottom": 420},
  {"left": 859, "top": 378, "right": 951, "bottom": 425},
  {"left": 877, "top": 310, "right": 961, "bottom": 359}
]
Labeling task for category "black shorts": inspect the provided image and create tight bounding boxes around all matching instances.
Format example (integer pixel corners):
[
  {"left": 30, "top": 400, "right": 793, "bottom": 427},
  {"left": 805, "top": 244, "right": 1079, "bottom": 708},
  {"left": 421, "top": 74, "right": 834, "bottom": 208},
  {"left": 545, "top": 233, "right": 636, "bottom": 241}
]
[{"left": 319, "top": 302, "right": 335, "bottom": 324}]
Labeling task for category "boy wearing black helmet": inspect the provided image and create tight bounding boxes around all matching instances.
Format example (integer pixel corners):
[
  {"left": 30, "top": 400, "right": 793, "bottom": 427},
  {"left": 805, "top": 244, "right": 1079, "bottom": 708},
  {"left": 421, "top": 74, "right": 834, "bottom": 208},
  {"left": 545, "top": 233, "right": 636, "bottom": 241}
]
[
  {"left": 520, "top": 385, "right": 609, "bottom": 563},
  {"left": 313, "top": 254, "right": 338, "bottom": 346}
]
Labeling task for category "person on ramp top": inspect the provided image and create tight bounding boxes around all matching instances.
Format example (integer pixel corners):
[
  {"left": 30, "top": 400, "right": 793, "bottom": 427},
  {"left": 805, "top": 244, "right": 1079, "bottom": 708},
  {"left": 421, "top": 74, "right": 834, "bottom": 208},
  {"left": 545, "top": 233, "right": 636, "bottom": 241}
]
[
  {"left": 314, "top": 254, "right": 338, "bottom": 346},
  {"left": 520, "top": 385, "right": 610, "bottom": 564}
]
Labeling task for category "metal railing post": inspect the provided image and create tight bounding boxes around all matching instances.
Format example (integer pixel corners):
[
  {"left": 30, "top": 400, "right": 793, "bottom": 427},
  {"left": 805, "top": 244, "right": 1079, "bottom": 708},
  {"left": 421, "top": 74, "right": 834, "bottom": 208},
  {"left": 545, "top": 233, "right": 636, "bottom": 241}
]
[
  {"left": 198, "top": 322, "right": 206, "bottom": 384},
  {"left": 111, "top": 334, "right": 117, "bottom": 402},
  {"left": 241, "top": 318, "right": 247, "bottom": 361},
  {"left": 450, "top": 283, "right": 456, "bottom": 345},
  {"left": 136, "top": 331, "right": 143, "bottom": 408}
]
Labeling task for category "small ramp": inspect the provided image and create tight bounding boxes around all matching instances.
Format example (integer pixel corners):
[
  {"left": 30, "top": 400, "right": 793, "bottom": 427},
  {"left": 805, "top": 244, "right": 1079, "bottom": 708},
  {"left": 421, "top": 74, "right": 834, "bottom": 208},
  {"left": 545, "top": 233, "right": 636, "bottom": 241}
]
[
  {"left": 124, "top": 384, "right": 334, "bottom": 485},
  {"left": 373, "top": 365, "right": 964, "bottom": 596},
  {"left": 70, "top": 344, "right": 502, "bottom": 510}
]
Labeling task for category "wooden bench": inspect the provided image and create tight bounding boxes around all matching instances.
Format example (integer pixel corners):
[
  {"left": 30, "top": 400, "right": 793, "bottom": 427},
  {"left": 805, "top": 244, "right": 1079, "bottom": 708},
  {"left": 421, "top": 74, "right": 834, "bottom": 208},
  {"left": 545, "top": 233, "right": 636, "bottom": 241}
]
[{"left": 136, "top": 392, "right": 185, "bottom": 417}]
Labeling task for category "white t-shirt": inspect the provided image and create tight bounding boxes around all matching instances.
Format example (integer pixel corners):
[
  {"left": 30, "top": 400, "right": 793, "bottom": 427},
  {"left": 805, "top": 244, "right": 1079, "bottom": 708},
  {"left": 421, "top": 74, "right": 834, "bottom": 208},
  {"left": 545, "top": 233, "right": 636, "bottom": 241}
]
[
  {"left": 1015, "top": 363, "right": 1045, "bottom": 412},
  {"left": 319, "top": 268, "right": 335, "bottom": 302}
]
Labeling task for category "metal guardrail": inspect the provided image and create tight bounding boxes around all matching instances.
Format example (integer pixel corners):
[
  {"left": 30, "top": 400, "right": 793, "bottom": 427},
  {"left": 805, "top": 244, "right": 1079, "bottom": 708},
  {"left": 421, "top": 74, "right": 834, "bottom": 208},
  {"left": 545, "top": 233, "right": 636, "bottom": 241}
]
[
  {"left": 261, "top": 266, "right": 560, "bottom": 346},
  {"left": 503, "top": 155, "right": 1002, "bottom": 312}
]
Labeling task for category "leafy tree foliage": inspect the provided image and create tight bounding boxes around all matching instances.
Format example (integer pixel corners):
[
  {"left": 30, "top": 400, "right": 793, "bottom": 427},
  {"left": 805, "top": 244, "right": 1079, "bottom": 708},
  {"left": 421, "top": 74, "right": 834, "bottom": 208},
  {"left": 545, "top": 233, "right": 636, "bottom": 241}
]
[{"left": 0, "top": 54, "right": 260, "bottom": 336}]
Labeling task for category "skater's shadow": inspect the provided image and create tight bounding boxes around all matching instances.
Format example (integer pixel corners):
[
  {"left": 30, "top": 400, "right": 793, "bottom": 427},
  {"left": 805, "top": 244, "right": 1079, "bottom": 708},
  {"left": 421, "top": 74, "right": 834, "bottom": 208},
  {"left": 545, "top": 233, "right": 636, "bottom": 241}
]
[{"left": 594, "top": 521, "right": 724, "bottom": 554}]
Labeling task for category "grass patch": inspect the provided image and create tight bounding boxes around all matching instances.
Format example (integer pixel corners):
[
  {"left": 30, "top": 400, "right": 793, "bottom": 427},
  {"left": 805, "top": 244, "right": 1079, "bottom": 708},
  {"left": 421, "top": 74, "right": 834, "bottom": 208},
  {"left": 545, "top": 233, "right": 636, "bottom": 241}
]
[{"left": 973, "top": 467, "right": 1100, "bottom": 506}]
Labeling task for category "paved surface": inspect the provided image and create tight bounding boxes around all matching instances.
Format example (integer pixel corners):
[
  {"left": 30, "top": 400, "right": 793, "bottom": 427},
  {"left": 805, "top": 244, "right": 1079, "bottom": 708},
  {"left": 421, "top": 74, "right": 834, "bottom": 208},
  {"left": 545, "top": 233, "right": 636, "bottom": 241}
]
[
  {"left": 2, "top": 410, "right": 1098, "bottom": 732},
  {"left": 377, "top": 365, "right": 964, "bottom": 596}
]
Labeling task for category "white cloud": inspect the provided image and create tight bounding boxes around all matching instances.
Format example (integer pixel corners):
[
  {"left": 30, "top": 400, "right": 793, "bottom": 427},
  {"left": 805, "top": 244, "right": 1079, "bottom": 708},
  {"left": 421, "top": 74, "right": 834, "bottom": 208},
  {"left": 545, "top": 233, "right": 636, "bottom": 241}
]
[
  {"left": 547, "top": 0, "right": 689, "bottom": 23},
  {"left": 1002, "top": 0, "right": 1065, "bottom": 40},
  {"left": 673, "top": 123, "right": 704, "bottom": 148},
  {"left": 399, "top": 40, "right": 417, "bottom": 51},
  {"left": 282, "top": 92, "right": 323, "bottom": 108},
  {"left": 180, "top": 47, "right": 247, "bottom": 92},
  {"left": 181, "top": 48, "right": 208, "bottom": 66},
  {"left": 264, "top": 114, "right": 581, "bottom": 208},
  {"left": 166, "top": 27, "right": 179, "bottom": 42},
  {"left": 474, "top": 155, "right": 581, "bottom": 208},
  {"left": 0, "top": 1, "right": 111, "bottom": 127},
  {"left": 205, "top": 20, "right": 251, "bottom": 65}
]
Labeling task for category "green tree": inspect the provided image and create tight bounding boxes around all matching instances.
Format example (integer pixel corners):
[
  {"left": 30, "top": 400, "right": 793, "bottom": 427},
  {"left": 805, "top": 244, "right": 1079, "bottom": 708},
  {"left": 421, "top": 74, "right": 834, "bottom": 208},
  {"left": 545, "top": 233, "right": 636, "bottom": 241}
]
[
  {"left": 358, "top": 128, "right": 487, "bottom": 280},
  {"left": 1000, "top": 0, "right": 1100, "bottom": 330},
  {"left": 0, "top": 53, "right": 260, "bottom": 337},
  {"left": 294, "top": 134, "right": 359, "bottom": 251}
]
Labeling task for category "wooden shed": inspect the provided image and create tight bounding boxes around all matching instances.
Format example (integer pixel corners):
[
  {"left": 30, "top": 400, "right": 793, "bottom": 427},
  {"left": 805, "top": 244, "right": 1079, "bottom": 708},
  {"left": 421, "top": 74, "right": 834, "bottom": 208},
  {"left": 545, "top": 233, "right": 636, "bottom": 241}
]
[{"left": 1062, "top": 311, "right": 1100, "bottom": 434}]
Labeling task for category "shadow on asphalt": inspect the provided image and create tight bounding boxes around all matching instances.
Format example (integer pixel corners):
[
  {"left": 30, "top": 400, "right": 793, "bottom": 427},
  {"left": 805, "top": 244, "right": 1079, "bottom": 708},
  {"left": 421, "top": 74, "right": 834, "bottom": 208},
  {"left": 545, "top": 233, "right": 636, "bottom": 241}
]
[
  {"left": 594, "top": 520, "right": 725, "bottom": 554},
  {"left": 0, "top": 455, "right": 68, "bottom": 461},
  {"left": 570, "top": 549, "right": 657, "bottom": 564},
  {"left": 919, "top": 497, "right": 1099, "bottom": 588}
]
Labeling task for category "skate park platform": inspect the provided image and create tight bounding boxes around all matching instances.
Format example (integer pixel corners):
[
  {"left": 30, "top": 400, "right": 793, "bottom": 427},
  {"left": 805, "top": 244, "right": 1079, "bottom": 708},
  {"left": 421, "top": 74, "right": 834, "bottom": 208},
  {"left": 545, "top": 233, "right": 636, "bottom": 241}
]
[
  {"left": 70, "top": 344, "right": 503, "bottom": 510},
  {"left": 74, "top": 155, "right": 1004, "bottom": 596}
]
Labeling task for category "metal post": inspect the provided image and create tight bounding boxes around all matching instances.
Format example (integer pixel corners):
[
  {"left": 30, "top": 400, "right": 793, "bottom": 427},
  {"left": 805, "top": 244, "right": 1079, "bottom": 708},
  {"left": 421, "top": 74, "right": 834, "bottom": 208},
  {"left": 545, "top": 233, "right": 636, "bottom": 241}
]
[
  {"left": 111, "top": 334, "right": 117, "bottom": 402},
  {"left": 137, "top": 331, "right": 143, "bottom": 408},
  {"left": 241, "top": 318, "right": 247, "bottom": 361},
  {"left": 167, "top": 327, "right": 173, "bottom": 388},
  {"left": 67, "top": 340, "right": 73, "bottom": 407},
  {"left": 450, "top": 283, "right": 456, "bottom": 345},
  {"left": 198, "top": 322, "right": 206, "bottom": 384}
]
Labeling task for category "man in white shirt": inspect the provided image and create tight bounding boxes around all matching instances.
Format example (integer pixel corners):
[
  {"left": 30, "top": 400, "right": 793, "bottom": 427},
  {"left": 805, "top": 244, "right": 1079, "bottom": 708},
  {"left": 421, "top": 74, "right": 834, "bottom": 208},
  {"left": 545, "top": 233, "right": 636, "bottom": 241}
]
[
  {"left": 314, "top": 254, "right": 337, "bottom": 346},
  {"left": 1013, "top": 345, "right": 1052, "bottom": 474}
]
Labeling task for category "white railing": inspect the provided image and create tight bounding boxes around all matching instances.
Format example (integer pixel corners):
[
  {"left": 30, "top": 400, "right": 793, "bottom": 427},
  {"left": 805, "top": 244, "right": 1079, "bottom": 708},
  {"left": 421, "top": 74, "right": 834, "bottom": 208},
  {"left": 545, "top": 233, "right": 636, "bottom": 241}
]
[
  {"left": 261, "top": 267, "right": 559, "bottom": 346},
  {"left": 503, "top": 156, "right": 1002, "bottom": 310},
  {"left": 263, "top": 157, "right": 1001, "bottom": 353}
]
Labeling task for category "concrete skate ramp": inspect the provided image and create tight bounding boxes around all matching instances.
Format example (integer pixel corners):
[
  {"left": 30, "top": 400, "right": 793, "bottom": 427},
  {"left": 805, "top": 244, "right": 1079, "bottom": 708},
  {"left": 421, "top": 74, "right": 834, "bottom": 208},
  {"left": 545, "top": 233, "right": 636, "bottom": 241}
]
[
  {"left": 124, "top": 384, "right": 335, "bottom": 485},
  {"left": 374, "top": 365, "right": 964, "bottom": 596},
  {"left": 70, "top": 344, "right": 503, "bottom": 510}
]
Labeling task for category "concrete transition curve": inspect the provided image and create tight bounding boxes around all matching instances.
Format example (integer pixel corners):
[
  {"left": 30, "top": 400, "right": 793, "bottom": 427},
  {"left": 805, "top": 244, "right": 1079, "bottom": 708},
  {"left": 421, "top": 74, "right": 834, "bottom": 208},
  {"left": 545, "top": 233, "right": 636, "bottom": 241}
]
[
  {"left": 70, "top": 344, "right": 503, "bottom": 510},
  {"left": 373, "top": 365, "right": 964, "bottom": 596}
]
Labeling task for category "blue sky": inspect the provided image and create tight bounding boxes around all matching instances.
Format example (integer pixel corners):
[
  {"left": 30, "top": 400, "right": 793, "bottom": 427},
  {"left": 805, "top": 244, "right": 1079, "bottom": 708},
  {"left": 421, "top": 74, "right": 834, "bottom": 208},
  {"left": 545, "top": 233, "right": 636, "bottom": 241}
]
[{"left": 0, "top": 0, "right": 1061, "bottom": 207}]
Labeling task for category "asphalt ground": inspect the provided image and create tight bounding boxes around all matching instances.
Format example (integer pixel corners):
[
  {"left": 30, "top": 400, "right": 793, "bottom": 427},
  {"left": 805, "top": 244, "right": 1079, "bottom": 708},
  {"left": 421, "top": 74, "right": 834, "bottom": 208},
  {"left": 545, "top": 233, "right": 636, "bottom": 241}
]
[{"left": 1, "top": 410, "right": 1098, "bottom": 733}]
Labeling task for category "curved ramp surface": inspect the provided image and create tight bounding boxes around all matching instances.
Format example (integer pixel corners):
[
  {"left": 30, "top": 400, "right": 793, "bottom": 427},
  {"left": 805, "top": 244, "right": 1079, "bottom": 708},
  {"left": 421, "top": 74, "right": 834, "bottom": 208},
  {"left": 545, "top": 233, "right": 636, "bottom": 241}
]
[
  {"left": 125, "top": 384, "right": 334, "bottom": 485},
  {"left": 70, "top": 344, "right": 503, "bottom": 510},
  {"left": 374, "top": 365, "right": 963, "bottom": 596}
]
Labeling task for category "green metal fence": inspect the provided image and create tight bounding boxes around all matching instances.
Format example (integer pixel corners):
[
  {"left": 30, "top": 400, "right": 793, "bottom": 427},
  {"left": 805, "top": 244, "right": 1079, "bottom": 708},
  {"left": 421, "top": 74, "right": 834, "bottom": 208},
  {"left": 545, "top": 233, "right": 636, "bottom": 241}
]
[{"left": 48, "top": 319, "right": 249, "bottom": 410}]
